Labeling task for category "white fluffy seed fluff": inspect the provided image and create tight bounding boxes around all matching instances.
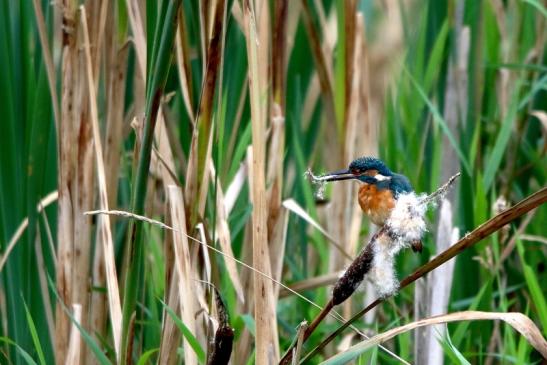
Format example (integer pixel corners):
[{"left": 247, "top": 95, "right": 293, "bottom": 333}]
[
  {"left": 304, "top": 169, "right": 327, "bottom": 199},
  {"left": 368, "top": 192, "right": 429, "bottom": 297},
  {"left": 368, "top": 233, "right": 399, "bottom": 297},
  {"left": 386, "top": 192, "right": 428, "bottom": 243}
]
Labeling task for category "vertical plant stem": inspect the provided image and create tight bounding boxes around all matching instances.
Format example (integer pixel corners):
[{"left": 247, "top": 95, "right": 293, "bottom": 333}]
[
  {"left": 185, "top": 0, "right": 226, "bottom": 223},
  {"left": 80, "top": 5, "right": 123, "bottom": 359},
  {"left": 120, "top": 1, "right": 181, "bottom": 363},
  {"left": 243, "top": 0, "right": 279, "bottom": 362}
]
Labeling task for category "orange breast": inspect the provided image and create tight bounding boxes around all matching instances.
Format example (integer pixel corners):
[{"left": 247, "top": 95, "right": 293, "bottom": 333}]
[{"left": 358, "top": 184, "right": 396, "bottom": 226}]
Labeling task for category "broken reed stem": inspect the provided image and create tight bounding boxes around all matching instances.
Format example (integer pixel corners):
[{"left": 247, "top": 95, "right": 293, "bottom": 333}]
[
  {"left": 292, "top": 321, "right": 309, "bottom": 365},
  {"left": 301, "top": 186, "right": 547, "bottom": 363}
]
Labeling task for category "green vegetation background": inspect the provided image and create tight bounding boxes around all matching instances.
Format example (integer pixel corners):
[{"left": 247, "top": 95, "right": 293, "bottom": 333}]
[{"left": 0, "top": 0, "right": 545, "bottom": 364}]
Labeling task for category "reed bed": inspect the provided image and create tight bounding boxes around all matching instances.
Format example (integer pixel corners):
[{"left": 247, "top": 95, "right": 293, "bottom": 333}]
[{"left": 0, "top": 1, "right": 546, "bottom": 364}]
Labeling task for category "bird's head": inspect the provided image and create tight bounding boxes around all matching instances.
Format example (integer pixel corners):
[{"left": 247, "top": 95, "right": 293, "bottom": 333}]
[{"left": 320, "top": 157, "right": 393, "bottom": 185}]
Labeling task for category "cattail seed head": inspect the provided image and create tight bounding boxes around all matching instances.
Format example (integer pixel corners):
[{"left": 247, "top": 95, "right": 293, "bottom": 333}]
[{"left": 332, "top": 235, "right": 377, "bottom": 305}]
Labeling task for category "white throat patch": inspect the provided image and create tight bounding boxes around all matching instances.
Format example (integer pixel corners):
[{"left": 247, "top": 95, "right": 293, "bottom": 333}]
[{"left": 374, "top": 174, "right": 391, "bottom": 181}]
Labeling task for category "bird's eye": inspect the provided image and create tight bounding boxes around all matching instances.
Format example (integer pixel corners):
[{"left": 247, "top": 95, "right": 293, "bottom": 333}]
[{"left": 350, "top": 168, "right": 360, "bottom": 174}]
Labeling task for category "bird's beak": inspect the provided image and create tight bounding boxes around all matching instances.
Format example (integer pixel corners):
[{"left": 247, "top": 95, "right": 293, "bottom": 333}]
[{"left": 316, "top": 168, "right": 357, "bottom": 182}]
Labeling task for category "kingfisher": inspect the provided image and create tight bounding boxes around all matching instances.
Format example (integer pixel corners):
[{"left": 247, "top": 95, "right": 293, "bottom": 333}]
[{"left": 321, "top": 156, "right": 423, "bottom": 253}]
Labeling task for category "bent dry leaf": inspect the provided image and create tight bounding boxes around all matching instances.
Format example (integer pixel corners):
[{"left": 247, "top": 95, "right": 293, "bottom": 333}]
[
  {"left": 320, "top": 311, "right": 547, "bottom": 365},
  {"left": 282, "top": 199, "right": 352, "bottom": 260},
  {"left": 0, "top": 191, "right": 58, "bottom": 272}
]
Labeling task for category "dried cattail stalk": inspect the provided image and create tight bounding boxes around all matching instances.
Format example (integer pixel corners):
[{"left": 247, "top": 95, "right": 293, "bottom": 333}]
[
  {"left": 206, "top": 290, "right": 234, "bottom": 365},
  {"left": 332, "top": 230, "right": 379, "bottom": 305}
]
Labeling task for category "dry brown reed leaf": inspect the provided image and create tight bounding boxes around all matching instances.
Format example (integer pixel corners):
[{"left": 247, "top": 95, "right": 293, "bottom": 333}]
[
  {"left": 292, "top": 321, "right": 309, "bottom": 365},
  {"left": 270, "top": 209, "right": 289, "bottom": 300},
  {"left": 92, "top": 27, "right": 129, "bottom": 350},
  {"left": 322, "top": 311, "right": 547, "bottom": 364},
  {"left": 346, "top": 11, "right": 365, "bottom": 155},
  {"left": 224, "top": 163, "right": 247, "bottom": 214},
  {"left": 158, "top": 265, "right": 182, "bottom": 365},
  {"left": 155, "top": 115, "right": 179, "bottom": 306},
  {"left": 175, "top": 12, "right": 195, "bottom": 122},
  {"left": 55, "top": 2, "right": 79, "bottom": 360},
  {"left": 185, "top": 0, "right": 226, "bottom": 223},
  {"left": 302, "top": 75, "right": 321, "bottom": 129},
  {"left": 124, "top": 0, "right": 146, "bottom": 77},
  {"left": 0, "top": 191, "right": 58, "bottom": 272},
  {"left": 344, "top": 1, "right": 358, "bottom": 118},
  {"left": 243, "top": 0, "right": 279, "bottom": 361},
  {"left": 80, "top": 7, "right": 123, "bottom": 358},
  {"left": 197, "top": 223, "right": 213, "bottom": 284},
  {"left": 283, "top": 199, "right": 353, "bottom": 260},
  {"left": 499, "top": 210, "right": 536, "bottom": 268},
  {"left": 197, "top": 131, "right": 214, "bottom": 216},
  {"left": 210, "top": 163, "right": 246, "bottom": 303},
  {"left": 272, "top": 1, "right": 288, "bottom": 107},
  {"left": 520, "top": 234, "right": 547, "bottom": 245},
  {"left": 198, "top": 0, "right": 208, "bottom": 75},
  {"left": 323, "top": 6, "right": 360, "bottom": 316},
  {"left": 185, "top": 132, "right": 199, "bottom": 214},
  {"left": 234, "top": 152, "right": 258, "bottom": 363},
  {"left": 343, "top": 12, "right": 366, "bottom": 273},
  {"left": 201, "top": 0, "right": 226, "bottom": 129},
  {"left": 255, "top": 0, "right": 270, "bottom": 116},
  {"left": 32, "top": 0, "right": 59, "bottom": 130},
  {"left": 70, "top": 10, "right": 96, "bottom": 364},
  {"left": 65, "top": 304, "right": 83, "bottom": 365},
  {"left": 154, "top": 116, "right": 179, "bottom": 187},
  {"left": 266, "top": 106, "right": 285, "bottom": 213},
  {"left": 104, "top": 31, "right": 129, "bottom": 210},
  {"left": 194, "top": 225, "right": 213, "bottom": 347},
  {"left": 84, "top": 1, "right": 107, "bottom": 94},
  {"left": 168, "top": 186, "right": 199, "bottom": 365},
  {"left": 312, "top": 0, "right": 332, "bottom": 51},
  {"left": 300, "top": 0, "right": 337, "bottom": 132},
  {"left": 267, "top": 108, "right": 288, "bottom": 296},
  {"left": 155, "top": 115, "right": 184, "bottom": 364},
  {"left": 267, "top": 57, "right": 288, "bottom": 296},
  {"left": 357, "top": 15, "right": 375, "bottom": 158},
  {"left": 161, "top": 106, "right": 188, "bottom": 174},
  {"left": 300, "top": 2, "right": 334, "bottom": 130}
]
